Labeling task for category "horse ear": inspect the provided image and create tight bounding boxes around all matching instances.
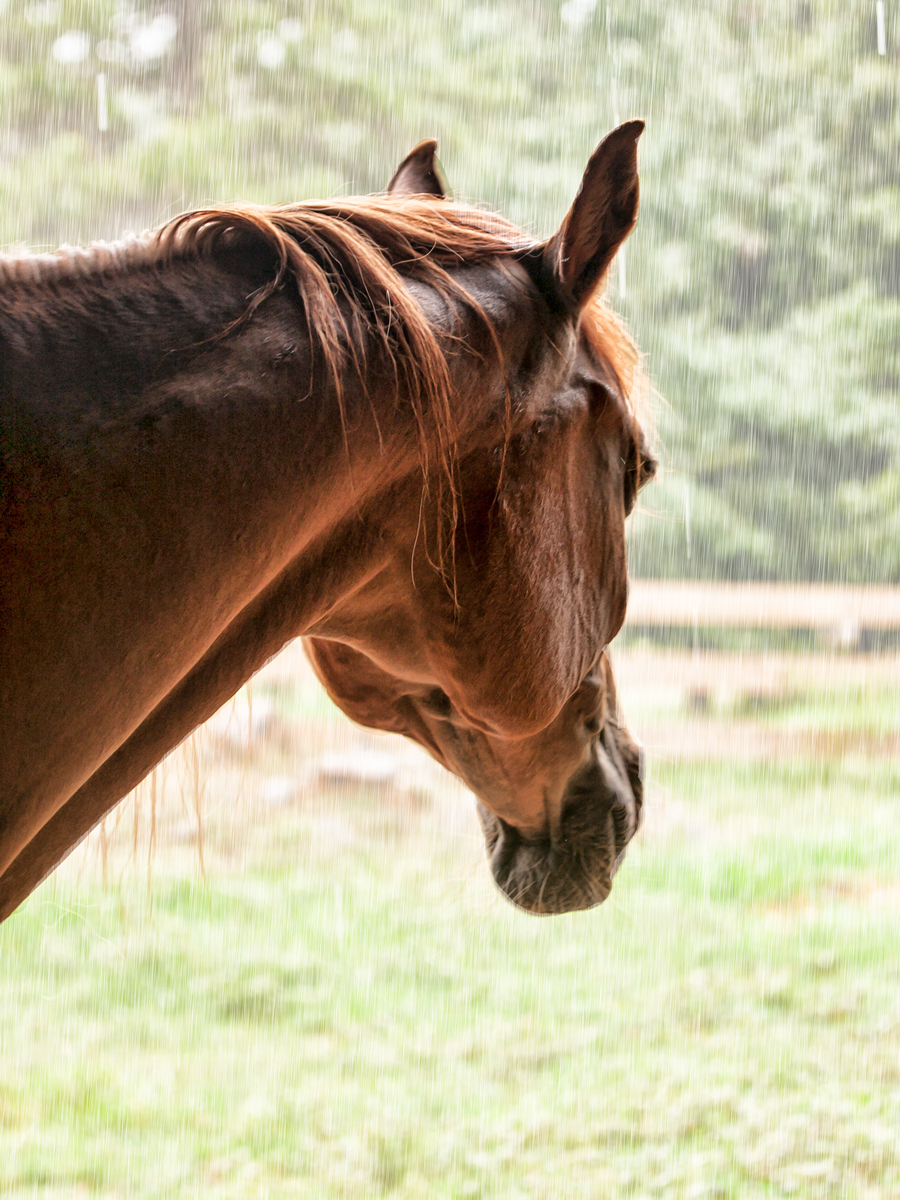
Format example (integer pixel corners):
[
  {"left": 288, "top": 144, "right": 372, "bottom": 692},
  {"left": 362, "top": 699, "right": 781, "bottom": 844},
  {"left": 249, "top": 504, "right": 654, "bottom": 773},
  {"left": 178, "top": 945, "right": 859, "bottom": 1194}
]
[
  {"left": 387, "top": 139, "right": 448, "bottom": 198},
  {"left": 542, "top": 120, "right": 644, "bottom": 310}
]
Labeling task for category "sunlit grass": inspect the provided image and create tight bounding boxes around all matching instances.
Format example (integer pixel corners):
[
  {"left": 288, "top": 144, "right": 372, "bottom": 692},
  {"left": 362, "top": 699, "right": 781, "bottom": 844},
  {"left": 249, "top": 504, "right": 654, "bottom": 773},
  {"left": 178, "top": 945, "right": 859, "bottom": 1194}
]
[{"left": 2, "top": 758, "right": 899, "bottom": 1198}]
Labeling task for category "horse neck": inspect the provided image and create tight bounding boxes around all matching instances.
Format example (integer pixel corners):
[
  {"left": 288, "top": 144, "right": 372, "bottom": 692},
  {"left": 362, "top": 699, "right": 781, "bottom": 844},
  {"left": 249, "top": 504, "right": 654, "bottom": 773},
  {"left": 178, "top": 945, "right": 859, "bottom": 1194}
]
[
  {"left": 1, "top": 252, "right": 449, "bottom": 838},
  {"left": 0, "top": 252, "right": 424, "bottom": 499},
  {"left": 0, "top": 250, "right": 519, "bottom": 885},
  {"left": 0, "top": 256, "right": 278, "bottom": 424},
  {"left": 0, "top": 252, "right": 450, "bottom": 660}
]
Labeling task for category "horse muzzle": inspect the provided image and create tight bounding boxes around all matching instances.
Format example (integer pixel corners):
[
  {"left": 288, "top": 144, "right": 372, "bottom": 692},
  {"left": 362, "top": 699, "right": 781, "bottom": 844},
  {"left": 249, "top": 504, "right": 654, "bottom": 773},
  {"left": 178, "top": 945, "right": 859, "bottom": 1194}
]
[{"left": 476, "top": 728, "right": 643, "bottom": 916}]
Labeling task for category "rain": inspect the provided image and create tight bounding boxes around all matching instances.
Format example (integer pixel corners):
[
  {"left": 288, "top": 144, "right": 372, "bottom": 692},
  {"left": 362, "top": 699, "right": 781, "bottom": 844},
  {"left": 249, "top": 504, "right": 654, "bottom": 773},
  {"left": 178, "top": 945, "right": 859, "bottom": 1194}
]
[{"left": 1, "top": 2, "right": 898, "bottom": 1197}]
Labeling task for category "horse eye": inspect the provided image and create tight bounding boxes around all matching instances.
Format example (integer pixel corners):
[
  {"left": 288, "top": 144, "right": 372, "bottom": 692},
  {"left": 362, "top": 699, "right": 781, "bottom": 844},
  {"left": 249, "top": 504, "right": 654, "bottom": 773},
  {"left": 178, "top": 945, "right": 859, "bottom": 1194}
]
[
  {"left": 624, "top": 438, "right": 657, "bottom": 516},
  {"left": 624, "top": 455, "right": 640, "bottom": 516},
  {"left": 639, "top": 448, "right": 659, "bottom": 486}
]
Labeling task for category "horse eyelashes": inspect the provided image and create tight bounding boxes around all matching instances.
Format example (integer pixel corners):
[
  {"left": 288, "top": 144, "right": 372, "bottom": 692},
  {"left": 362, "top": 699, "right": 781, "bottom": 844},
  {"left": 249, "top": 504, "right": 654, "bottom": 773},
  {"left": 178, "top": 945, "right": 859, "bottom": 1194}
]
[{"left": 623, "top": 436, "right": 657, "bottom": 515}]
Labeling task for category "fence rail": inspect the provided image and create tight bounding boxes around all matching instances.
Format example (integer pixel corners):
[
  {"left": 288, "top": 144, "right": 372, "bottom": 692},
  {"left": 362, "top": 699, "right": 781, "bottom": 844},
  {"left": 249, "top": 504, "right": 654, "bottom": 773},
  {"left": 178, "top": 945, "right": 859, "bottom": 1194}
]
[{"left": 625, "top": 581, "right": 900, "bottom": 630}]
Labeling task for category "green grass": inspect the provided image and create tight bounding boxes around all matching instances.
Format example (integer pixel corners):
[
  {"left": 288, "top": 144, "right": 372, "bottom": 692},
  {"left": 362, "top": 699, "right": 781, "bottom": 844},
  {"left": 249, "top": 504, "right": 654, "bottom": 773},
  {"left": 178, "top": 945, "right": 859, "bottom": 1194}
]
[
  {"left": 2, "top": 759, "right": 899, "bottom": 1199},
  {"left": 618, "top": 683, "right": 900, "bottom": 746},
  {"left": 744, "top": 688, "right": 900, "bottom": 736}
]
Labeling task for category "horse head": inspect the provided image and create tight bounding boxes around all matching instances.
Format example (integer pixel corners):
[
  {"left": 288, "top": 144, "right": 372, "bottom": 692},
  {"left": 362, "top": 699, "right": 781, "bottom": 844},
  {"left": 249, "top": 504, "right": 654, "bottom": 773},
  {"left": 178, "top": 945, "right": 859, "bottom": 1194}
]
[{"left": 306, "top": 122, "right": 656, "bottom": 914}]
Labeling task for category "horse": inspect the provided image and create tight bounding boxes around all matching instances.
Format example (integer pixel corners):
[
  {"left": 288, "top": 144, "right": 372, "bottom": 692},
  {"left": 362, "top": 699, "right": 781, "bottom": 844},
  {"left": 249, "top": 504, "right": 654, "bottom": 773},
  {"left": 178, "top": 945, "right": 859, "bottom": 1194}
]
[{"left": 0, "top": 121, "right": 656, "bottom": 921}]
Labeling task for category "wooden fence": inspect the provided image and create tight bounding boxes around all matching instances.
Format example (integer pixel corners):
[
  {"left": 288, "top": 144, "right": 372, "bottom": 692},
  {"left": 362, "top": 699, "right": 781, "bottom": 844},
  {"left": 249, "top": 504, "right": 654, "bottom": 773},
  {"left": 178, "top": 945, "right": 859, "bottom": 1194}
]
[{"left": 625, "top": 581, "right": 900, "bottom": 631}]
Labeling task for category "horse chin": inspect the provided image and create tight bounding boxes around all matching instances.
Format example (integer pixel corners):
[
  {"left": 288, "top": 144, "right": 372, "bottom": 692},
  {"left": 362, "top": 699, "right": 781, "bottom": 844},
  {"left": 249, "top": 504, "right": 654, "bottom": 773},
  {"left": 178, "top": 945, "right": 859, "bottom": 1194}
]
[{"left": 475, "top": 761, "right": 640, "bottom": 916}]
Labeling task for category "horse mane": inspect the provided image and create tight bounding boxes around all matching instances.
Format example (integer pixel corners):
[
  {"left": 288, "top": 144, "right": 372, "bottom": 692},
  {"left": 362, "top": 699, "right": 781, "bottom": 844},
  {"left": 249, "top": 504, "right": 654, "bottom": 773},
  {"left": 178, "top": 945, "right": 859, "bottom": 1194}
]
[
  {"left": 0, "top": 196, "right": 641, "bottom": 401},
  {"left": 0, "top": 199, "right": 645, "bottom": 558},
  {"left": 160, "top": 200, "right": 644, "bottom": 420}
]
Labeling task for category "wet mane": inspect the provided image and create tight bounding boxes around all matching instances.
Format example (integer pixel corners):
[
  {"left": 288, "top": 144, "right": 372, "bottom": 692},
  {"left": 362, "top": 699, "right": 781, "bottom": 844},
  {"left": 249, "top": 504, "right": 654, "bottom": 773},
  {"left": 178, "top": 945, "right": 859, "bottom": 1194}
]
[
  {"left": 0, "top": 198, "right": 644, "bottom": 570},
  {"left": 0, "top": 197, "right": 641, "bottom": 417},
  {"left": 581, "top": 294, "right": 640, "bottom": 403}
]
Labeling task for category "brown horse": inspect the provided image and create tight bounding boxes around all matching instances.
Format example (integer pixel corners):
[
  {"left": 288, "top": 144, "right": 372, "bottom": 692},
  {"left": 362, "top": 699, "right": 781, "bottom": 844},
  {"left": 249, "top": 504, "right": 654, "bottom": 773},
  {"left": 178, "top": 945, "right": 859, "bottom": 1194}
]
[{"left": 0, "top": 121, "right": 655, "bottom": 921}]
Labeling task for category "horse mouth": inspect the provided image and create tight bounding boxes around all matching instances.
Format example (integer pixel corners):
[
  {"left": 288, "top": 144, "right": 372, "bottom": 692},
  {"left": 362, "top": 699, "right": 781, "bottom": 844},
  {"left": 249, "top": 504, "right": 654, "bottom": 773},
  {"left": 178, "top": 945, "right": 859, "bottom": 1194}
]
[{"left": 476, "top": 741, "right": 642, "bottom": 916}]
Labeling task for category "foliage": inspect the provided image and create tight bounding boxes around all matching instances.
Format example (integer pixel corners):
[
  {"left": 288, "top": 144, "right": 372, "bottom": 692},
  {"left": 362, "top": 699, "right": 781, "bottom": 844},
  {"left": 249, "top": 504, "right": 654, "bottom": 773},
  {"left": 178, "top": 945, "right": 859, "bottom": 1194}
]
[
  {"left": 3, "top": 757, "right": 900, "bottom": 1197},
  {"left": 0, "top": 0, "right": 896, "bottom": 579}
]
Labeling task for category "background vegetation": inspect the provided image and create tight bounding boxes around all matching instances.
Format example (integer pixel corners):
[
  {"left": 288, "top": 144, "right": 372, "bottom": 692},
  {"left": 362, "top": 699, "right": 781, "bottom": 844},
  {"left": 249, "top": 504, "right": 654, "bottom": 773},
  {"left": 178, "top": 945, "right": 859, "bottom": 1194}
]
[
  {"left": 2, "top": 9, "right": 898, "bottom": 1194},
  {"left": 4, "top": 738, "right": 900, "bottom": 1199},
  {"left": 1, "top": 0, "right": 897, "bottom": 580}
]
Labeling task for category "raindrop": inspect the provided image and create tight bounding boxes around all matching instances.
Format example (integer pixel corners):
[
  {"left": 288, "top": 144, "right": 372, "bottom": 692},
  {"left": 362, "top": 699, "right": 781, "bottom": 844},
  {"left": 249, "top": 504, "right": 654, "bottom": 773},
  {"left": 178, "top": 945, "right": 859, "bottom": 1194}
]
[{"left": 96, "top": 72, "right": 108, "bottom": 133}]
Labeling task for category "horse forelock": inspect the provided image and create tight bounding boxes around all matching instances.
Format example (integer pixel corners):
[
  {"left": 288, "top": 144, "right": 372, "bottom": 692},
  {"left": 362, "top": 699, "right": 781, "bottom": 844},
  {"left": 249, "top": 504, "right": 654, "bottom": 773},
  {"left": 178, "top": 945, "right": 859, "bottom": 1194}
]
[
  {"left": 155, "top": 197, "right": 529, "bottom": 452},
  {"left": 579, "top": 293, "right": 647, "bottom": 419}
]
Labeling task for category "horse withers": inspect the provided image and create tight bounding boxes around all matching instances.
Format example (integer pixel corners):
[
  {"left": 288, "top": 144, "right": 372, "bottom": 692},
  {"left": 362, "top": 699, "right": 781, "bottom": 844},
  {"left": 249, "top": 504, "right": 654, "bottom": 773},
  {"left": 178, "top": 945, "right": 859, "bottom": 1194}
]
[{"left": 0, "top": 122, "right": 656, "bottom": 920}]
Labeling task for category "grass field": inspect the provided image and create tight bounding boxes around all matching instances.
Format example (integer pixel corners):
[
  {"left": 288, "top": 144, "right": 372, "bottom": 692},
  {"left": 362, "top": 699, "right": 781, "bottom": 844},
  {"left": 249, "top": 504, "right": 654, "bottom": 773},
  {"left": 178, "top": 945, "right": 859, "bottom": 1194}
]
[{"left": 2, "top": 661, "right": 900, "bottom": 1199}]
